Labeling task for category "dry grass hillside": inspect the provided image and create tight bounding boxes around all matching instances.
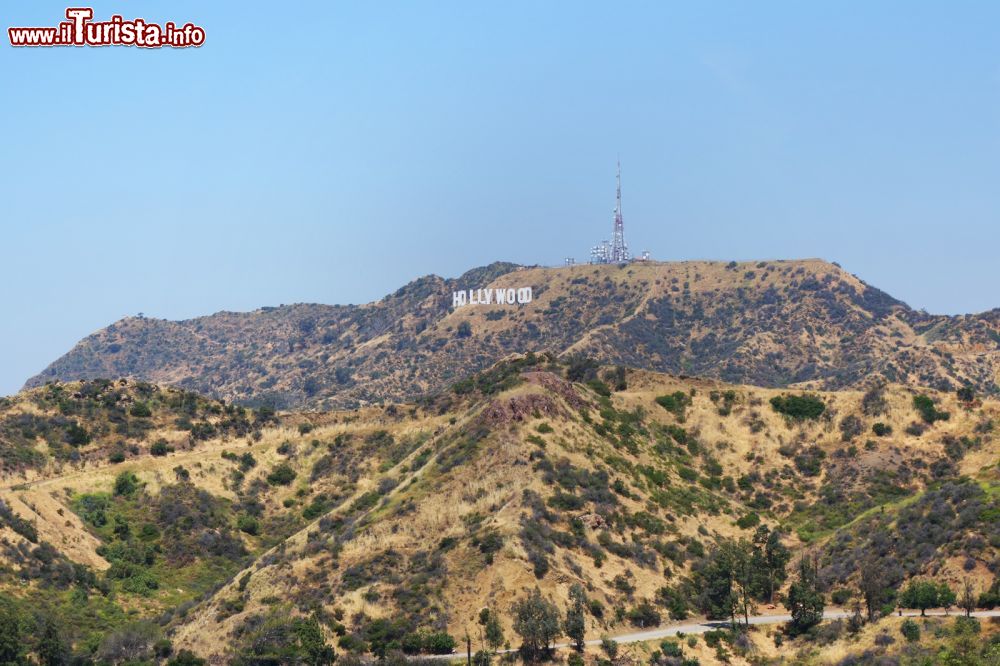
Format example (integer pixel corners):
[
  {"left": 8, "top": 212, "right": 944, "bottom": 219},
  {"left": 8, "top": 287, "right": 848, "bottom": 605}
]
[
  {"left": 2, "top": 360, "right": 999, "bottom": 664},
  {"left": 25, "top": 260, "right": 1000, "bottom": 409}
]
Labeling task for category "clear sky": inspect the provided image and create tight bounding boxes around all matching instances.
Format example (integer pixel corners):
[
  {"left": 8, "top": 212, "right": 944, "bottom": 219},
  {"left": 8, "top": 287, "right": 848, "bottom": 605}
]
[{"left": 1, "top": 1, "right": 998, "bottom": 396}]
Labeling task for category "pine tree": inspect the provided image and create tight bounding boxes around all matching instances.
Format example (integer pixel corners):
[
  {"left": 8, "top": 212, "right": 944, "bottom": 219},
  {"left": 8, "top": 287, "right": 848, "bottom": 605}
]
[
  {"left": 752, "top": 526, "right": 791, "bottom": 603},
  {"left": 564, "top": 584, "right": 587, "bottom": 651},
  {"left": 693, "top": 538, "right": 757, "bottom": 628},
  {"left": 786, "top": 554, "right": 825, "bottom": 635}
]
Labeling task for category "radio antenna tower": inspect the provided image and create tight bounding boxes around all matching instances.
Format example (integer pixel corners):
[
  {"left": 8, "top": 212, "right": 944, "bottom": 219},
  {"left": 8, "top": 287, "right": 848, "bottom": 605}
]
[{"left": 609, "top": 159, "right": 630, "bottom": 262}]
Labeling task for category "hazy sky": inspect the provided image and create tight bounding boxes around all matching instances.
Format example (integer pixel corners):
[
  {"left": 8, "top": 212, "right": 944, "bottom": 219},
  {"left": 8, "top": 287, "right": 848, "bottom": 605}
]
[{"left": 1, "top": 1, "right": 998, "bottom": 395}]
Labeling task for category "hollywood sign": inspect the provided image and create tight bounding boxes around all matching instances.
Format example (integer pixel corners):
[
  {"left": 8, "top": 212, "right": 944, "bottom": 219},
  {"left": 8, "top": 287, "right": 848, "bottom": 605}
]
[{"left": 452, "top": 286, "right": 533, "bottom": 308}]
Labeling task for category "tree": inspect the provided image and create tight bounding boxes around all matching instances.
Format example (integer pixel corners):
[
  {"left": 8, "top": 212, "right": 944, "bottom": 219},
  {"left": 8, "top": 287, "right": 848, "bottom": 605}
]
[
  {"left": 655, "top": 585, "right": 689, "bottom": 621},
  {"left": 692, "top": 543, "right": 737, "bottom": 624},
  {"left": 958, "top": 578, "right": 976, "bottom": 617},
  {"left": 296, "top": 616, "right": 336, "bottom": 666},
  {"left": 0, "top": 597, "right": 24, "bottom": 665},
  {"left": 785, "top": 555, "right": 824, "bottom": 635},
  {"left": 692, "top": 538, "right": 756, "bottom": 628},
  {"left": 751, "top": 526, "right": 790, "bottom": 603},
  {"left": 859, "top": 556, "right": 890, "bottom": 622},
  {"left": 564, "top": 584, "right": 587, "bottom": 652},
  {"left": 37, "top": 612, "right": 70, "bottom": 666},
  {"left": 726, "top": 540, "right": 757, "bottom": 628},
  {"left": 512, "top": 588, "right": 561, "bottom": 662},
  {"left": 979, "top": 577, "right": 1000, "bottom": 609},
  {"left": 939, "top": 583, "right": 957, "bottom": 612},
  {"left": 478, "top": 608, "right": 504, "bottom": 655},
  {"left": 456, "top": 321, "right": 473, "bottom": 338},
  {"left": 900, "top": 580, "right": 951, "bottom": 617}
]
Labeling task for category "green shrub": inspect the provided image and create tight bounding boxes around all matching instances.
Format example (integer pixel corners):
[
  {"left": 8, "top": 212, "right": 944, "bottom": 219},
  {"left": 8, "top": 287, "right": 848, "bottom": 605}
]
[
  {"left": 913, "top": 395, "right": 949, "bottom": 424},
  {"left": 266, "top": 464, "right": 297, "bottom": 486},
  {"left": 900, "top": 619, "right": 920, "bottom": 643},
  {"left": 302, "top": 495, "right": 329, "bottom": 520},
  {"left": 150, "top": 439, "right": 171, "bottom": 456},
  {"left": 587, "top": 380, "right": 611, "bottom": 397},
  {"left": 626, "top": 602, "right": 661, "bottom": 628},
  {"left": 130, "top": 402, "right": 153, "bottom": 418},
  {"left": 655, "top": 392, "right": 690, "bottom": 420},
  {"left": 422, "top": 632, "right": 456, "bottom": 655},
  {"left": 831, "top": 588, "right": 852, "bottom": 605},
  {"left": 872, "top": 422, "right": 892, "bottom": 436},
  {"left": 65, "top": 422, "right": 91, "bottom": 447},
  {"left": 237, "top": 515, "right": 260, "bottom": 536},
  {"left": 770, "top": 394, "right": 825, "bottom": 420},
  {"left": 113, "top": 471, "right": 140, "bottom": 497},
  {"left": 338, "top": 634, "right": 367, "bottom": 653},
  {"left": 736, "top": 512, "right": 760, "bottom": 529}
]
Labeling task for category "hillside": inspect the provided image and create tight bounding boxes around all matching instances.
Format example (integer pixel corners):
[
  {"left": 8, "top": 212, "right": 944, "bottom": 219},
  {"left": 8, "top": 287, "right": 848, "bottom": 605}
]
[
  {"left": 24, "top": 260, "right": 1000, "bottom": 409},
  {"left": 2, "top": 361, "right": 999, "bottom": 664}
]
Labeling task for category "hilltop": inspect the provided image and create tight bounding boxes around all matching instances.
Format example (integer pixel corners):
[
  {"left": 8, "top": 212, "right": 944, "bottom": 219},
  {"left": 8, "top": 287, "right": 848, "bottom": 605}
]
[
  {"left": 2, "top": 361, "right": 999, "bottom": 664},
  {"left": 25, "top": 259, "right": 1000, "bottom": 409}
]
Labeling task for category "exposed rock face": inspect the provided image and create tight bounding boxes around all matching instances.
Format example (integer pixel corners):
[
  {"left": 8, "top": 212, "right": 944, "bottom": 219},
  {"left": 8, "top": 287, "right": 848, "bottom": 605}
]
[
  {"left": 522, "top": 371, "right": 590, "bottom": 410},
  {"left": 576, "top": 512, "right": 607, "bottom": 530},
  {"left": 480, "top": 393, "right": 564, "bottom": 426}
]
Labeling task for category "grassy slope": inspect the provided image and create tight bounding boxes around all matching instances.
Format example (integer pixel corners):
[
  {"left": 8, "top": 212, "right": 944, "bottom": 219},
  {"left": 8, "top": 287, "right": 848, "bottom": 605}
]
[{"left": 1, "top": 365, "right": 997, "bottom": 663}]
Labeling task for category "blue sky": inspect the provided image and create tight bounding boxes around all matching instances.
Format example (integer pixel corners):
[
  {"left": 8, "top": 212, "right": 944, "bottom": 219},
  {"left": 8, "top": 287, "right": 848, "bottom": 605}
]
[{"left": 1, "top": 1, "right": 998, "bottom": 395}]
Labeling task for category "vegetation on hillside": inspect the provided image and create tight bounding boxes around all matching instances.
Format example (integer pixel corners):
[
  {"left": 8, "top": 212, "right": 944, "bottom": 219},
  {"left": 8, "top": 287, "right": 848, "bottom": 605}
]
[
  {"left": 0, "top": 354, "right": 998, "bottom": 665},
  {"left": 25, "top": 260, "right": 1000, "bottom": 409}
]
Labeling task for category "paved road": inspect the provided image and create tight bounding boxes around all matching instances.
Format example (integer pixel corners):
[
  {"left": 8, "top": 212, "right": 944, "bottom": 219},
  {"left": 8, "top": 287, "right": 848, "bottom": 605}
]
[{"left": 423, "top": 608, "right": 1000, "bottom": 661}]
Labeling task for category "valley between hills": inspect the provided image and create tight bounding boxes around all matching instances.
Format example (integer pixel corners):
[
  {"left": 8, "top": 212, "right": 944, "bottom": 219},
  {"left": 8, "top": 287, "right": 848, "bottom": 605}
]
[{"left": 1, "top": 260, "right": 1000, "bottom": 665}]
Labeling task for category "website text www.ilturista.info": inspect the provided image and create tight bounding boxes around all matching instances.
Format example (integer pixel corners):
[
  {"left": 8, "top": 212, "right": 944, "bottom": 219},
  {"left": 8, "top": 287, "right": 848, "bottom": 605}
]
[{"left": 9, "top": 8, "right": 205, "bottom": 48}]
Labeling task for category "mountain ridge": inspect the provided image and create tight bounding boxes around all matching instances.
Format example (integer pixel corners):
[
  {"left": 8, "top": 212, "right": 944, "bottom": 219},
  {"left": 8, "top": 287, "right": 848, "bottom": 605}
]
[{"left": 24, "top": 259, "right": 1000, "bottom": 409}]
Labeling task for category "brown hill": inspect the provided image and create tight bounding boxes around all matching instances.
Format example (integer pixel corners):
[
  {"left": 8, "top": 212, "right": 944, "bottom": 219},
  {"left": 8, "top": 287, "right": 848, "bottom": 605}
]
[
  {"left": 25, "top": 259, "right": 1000, "bottom": 411},
  {"left": 3, "top": 362, "right": 999, "bottom": 664}
]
